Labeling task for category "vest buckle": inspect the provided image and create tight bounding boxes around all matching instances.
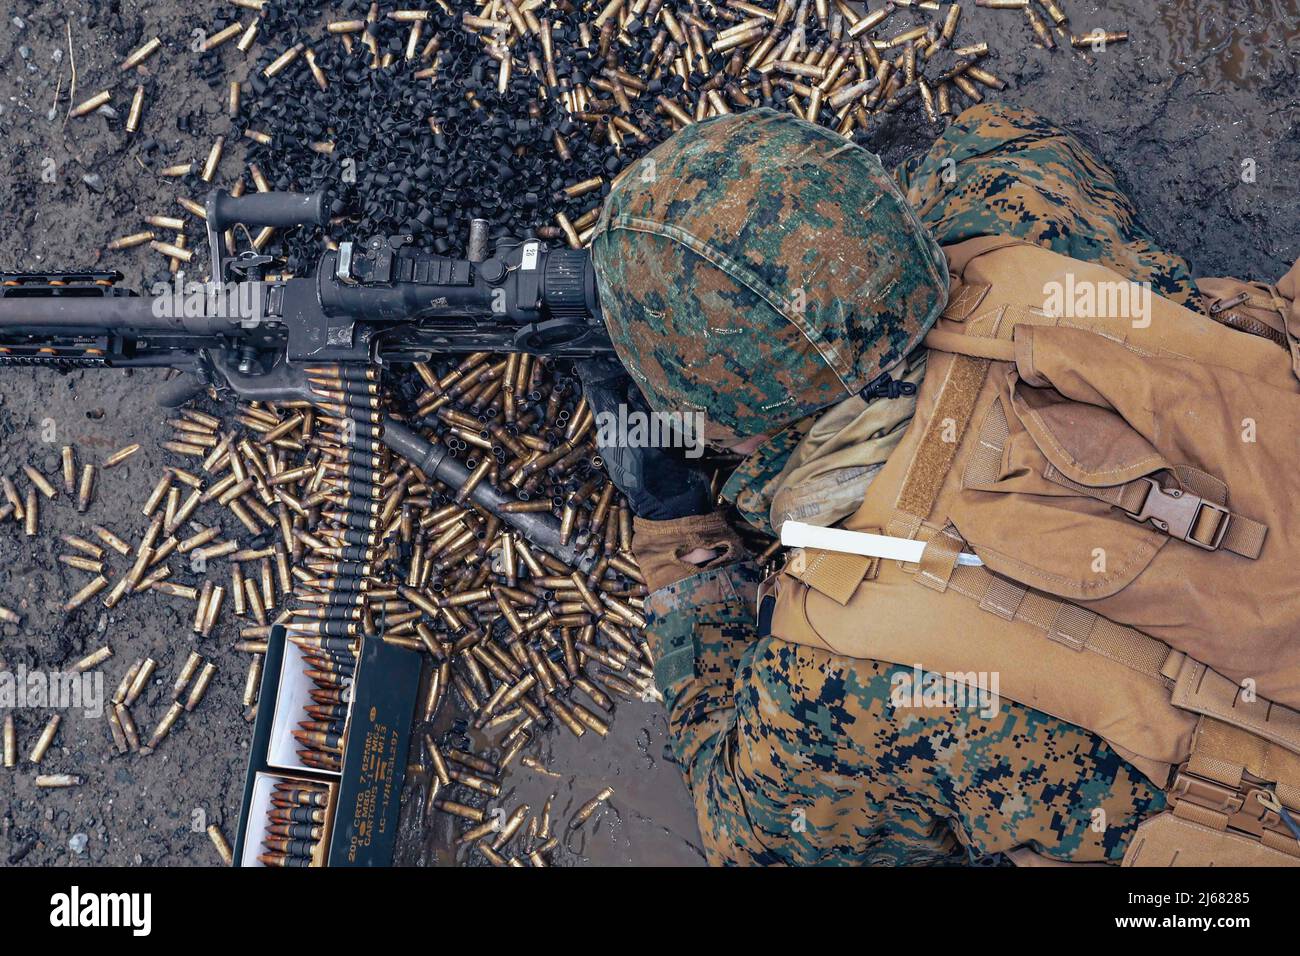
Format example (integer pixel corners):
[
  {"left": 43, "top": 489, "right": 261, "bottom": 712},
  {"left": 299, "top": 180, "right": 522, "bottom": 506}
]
[{"left": 1123, "top": 476, "right": 1230, "bottom": 551}]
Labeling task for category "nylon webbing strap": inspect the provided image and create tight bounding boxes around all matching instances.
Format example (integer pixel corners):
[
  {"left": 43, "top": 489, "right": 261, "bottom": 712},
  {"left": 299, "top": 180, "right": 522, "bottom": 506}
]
[
  {"left": 962, "top": 398, "right": 1008, "bottom": 488},
  {"left": 1171, "top": 658, "right": 1300, "bottom": 760},
  {"left": 916, "top": 525, "right": 964, "bottom": 593},
  {"left": 942, "top": 282, "right": 990, "bottom": 322},
  {"left": 790, "top": 548, "right": 878, "bottom": 605},
  {"left": 944, "top": 561, "right": 1171, "bottom": 682},
  {"left": 943, "top": 558, "right": 1300, "bottom": 760}
]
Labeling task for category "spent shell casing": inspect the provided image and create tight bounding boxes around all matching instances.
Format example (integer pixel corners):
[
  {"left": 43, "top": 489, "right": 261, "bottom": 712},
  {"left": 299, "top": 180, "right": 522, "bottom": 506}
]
[
  {"left": 202, "top": 21, "right": 244, "bottom": 51},
  {"left": 119, "top": 36, "right": 161, "bottom": 70},
  {"left": 107, "top": 230, "right": 156, "bottom": 250},
  {"left": 142, "top": 472, "right": 173, "bottom": 517},
  {"left": 570, "top": 785, "right": 615, "bottom": 828},
  {"left": 118, "top": 705, "right": 140, "bottom": 751},
  {"left": 185, "top": 662, "right": 218, "bottom": 711},
  {"left": 113, "top": 661, "right": 140, "bottom": 705},
  {"left": 491, "top": 803, "right": 530, "bottom": 850},
  {"left": 1038, "top": 0, "right": 1068, "bottom": 25},
  {"left": 58, "top": 554, "right": 102, "bottom": 574},
  {"left": 125, "top": 657, "right": 157, "bottom": 706},
  {"left": 151, "top": 240, "right": 194, "bottom": 263},
  {"left": 70, "top": 90, "right": 111, "bottom": 118},
  {"left": 152, "top": 581, "right": 198, "bottom": 600},
  {"left": 208, "top": 824, "right": 234, "bottom": 865},
  {"left": 145, "top": 701, "right": 185, "bottom": 750},
  {"left": 201, "top": 136, "right": 225, "bottom": 183},
  {"left": 243, "top": 655, "right": 263, "bottom": 707},
  {"left": 172, "top": 652, "right": 203, "bottom": 699},
  {"left": 264, "top": 43, "right": 304, "bottom": 78},
  {"left": 24, "top": 487, "right": 37, "bottom": 536},
  {"left": 0, "top": 605, "right": 20, "bottom": 625},
  {"left": 92, "top": 524, "right": 132, "bottom": 555},
  {"left": 194, "top": 581, "right": 213, "bottom": 633},
  {"left": 107, "top": 705, "right": 128, "bottom": 753},
  {"left": 64, "top": 576, "right": 109, "bottom": 612},
  {"left": 201, "top": 585, "right": 225, "bottom": 637},
  {"left": 24, "top": 464, "right": 57, "bottom": 499},
  {"left": 36, "top": 774, "right": 83, "bottom": 788},
  {"left": 236, "top": 19, "right": 259, "bottom": 52},
  {"left": 964, "top": 64, "right": 1007, "bottom": 89},
  {"left": 1071, "top": 30, "right": 1128, "bottom": 47},
  {"left": 29, "top": 714, "right": 61, "bottom": 763},
  {"left": 145, "top": 215, "right": 185, "bottom": 231},
  {"left": 3, "top": 713, "right": 15, "bottom": 767},
  {"left": 126, "top": 84, "right": 145, "bottom": 133},
  {"left": 61, "top": 446, "right": 76, "bottom": 494},
  {"left": 77, "top": 464, "right": 96, "bottom": 513},
  {"left": 73, "top": 646, "right": 113, "bottom": 673},
  {"left": 1025, "top": 5, "right": 1055, "bottom": 47},
  {"left": 2, "top": 476, "right": 24, "bottom": 517}
]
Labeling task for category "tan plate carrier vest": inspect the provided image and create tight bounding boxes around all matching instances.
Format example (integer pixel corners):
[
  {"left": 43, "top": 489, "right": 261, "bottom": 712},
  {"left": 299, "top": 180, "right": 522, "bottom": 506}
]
[{"left": 764, "top": 236, "right": 1300, "bottom": 866}]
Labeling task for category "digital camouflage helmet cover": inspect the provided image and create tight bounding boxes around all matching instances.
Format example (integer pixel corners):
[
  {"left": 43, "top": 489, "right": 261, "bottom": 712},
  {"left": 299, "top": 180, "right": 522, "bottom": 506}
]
[{"left": 591, "top": 107, "right": 949, "bottom": 445}]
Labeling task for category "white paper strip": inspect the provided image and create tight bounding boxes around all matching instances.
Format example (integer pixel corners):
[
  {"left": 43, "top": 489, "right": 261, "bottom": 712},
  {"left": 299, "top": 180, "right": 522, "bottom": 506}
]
[{"left": 779, "top": 521, "right": 984, "bottom": 566}]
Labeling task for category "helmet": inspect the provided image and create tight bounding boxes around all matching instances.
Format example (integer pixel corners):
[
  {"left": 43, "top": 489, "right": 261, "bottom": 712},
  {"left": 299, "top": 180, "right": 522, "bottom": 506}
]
[{"left": 590, "top": 108, "right": 948, "bottom": 444}]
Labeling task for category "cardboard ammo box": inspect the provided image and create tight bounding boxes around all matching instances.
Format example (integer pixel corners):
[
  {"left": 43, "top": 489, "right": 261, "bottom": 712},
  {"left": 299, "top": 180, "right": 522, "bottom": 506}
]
[{"left": 233, "top": 624, "right": 421, "bottom": 866}]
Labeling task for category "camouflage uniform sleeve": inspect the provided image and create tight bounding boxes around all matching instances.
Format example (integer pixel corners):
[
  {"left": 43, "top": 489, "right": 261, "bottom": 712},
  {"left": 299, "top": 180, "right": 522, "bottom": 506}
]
[{"left": 895, "top": 103, "right": 1203, "bottom": 311}]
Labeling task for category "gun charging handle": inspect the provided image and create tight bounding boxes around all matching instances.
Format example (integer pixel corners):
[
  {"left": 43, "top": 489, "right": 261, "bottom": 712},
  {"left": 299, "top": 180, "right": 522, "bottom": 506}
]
[{"left": 204, "top": 189, "right": 329, "bottom": 278}]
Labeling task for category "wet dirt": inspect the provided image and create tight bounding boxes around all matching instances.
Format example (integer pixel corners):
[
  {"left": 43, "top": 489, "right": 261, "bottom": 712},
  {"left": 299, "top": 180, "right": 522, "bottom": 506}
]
[{"left": 0, "top": 0, "right": 1295, "bottom": 866}]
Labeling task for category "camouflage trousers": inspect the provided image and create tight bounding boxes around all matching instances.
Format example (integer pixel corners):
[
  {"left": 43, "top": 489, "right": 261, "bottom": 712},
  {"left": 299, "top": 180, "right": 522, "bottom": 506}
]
[
  {"left": 648, "top": 104, "right": 1188, "bottom": 865},
  {"left": 648, "top": 564, "right": 1164, "bottom": 866}
]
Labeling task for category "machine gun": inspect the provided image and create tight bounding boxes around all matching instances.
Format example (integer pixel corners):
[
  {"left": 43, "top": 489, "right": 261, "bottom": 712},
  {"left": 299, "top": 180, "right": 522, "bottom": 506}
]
[{"left": 0, "top": 190, "right": 611, "bottom": 566}]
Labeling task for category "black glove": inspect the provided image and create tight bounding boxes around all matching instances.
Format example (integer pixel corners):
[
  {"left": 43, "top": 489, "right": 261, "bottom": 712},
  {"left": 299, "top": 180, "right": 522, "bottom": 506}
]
[{"left": 576, "top": 357, "right": 714, "bottom": 521}]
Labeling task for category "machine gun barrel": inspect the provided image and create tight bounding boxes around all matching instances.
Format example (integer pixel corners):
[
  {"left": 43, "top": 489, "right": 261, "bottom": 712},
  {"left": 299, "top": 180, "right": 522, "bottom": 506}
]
[{"left": 0, "top": 294, "right": 237, "bottom": 335}]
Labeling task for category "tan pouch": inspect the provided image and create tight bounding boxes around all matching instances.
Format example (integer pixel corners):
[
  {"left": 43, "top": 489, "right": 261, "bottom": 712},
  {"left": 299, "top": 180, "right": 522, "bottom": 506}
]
[
  {"left": 932, "top": 323, "right": 1300, "bottom": 709},
  {"left": 1122, "top": 811, "right": 1300, "bottom": 867}
]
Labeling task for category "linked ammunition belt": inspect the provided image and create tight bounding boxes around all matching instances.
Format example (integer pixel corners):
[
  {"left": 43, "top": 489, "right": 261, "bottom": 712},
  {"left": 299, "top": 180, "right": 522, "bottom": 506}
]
[{"left": 277, "top": 363, "right": 386, "bottom": 779}]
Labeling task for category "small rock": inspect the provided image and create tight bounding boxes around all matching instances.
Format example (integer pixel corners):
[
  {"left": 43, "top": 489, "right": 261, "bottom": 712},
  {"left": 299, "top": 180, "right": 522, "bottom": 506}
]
[
  {"left": 81, "top": 173, "right": 104, "bottom": 194},
  {"left": 12, "top": 16, "right": 24, "bottom": 29},
  {"left": 18, "top": 46, "right": 30, "bottom": 60},
  {"left": 69, "top": 833, "right": 88, "bottom": 854}
]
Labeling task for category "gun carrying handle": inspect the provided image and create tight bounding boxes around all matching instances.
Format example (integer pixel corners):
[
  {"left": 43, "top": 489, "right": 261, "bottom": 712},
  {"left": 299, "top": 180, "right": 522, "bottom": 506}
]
[{"left": 205, "top": 190, "right": 329, "bottom": 232}]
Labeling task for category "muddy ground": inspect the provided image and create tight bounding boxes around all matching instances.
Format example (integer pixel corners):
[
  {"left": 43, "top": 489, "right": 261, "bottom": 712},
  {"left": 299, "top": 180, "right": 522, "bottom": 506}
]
[{"left": 0, "top": 0, "right": 1295, "bottom": 867}]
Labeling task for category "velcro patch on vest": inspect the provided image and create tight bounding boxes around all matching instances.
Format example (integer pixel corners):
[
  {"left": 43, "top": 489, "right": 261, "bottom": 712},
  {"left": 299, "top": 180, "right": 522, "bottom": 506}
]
[
  {"left": 893, "top": 354, "right": 990, "bottom": 528},
  {"left": 785, "top": 545, "right": 878, "bottom": 605}
]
